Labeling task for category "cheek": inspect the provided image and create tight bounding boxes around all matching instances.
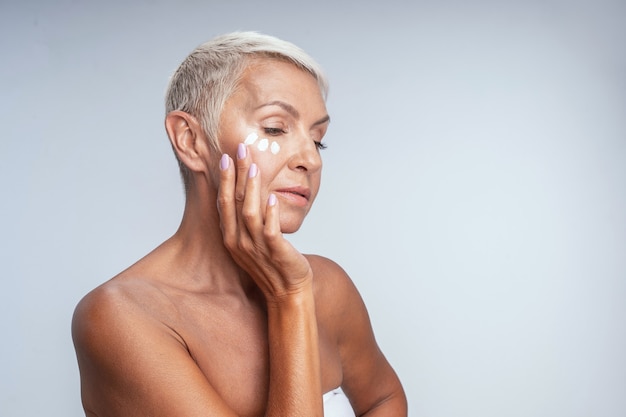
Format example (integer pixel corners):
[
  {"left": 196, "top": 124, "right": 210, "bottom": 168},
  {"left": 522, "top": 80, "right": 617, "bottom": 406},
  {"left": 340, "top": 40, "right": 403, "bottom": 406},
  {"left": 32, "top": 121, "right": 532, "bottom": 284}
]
[
  {"left": 248, "top": 145, "right": 281, "bottom": 171},
  {"left": 242, "top": 133, "right": 284, "bottom": 179}
]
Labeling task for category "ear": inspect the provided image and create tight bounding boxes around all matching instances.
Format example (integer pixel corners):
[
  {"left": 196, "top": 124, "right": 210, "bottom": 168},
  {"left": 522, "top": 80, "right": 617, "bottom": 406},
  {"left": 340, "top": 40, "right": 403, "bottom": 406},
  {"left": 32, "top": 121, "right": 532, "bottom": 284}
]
[{"left": 164, "top": 111, "right": 211, "bottom": 174}]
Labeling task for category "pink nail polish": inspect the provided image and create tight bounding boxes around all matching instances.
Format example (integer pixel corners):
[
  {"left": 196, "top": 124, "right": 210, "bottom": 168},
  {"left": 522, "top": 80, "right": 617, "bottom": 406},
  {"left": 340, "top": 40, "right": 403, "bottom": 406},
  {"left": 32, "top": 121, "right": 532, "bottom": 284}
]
[
  {"left": 220, "top": 154, "right": 229, "bottom": 170},
  {"left": 248, "top": 163, "right": 258, "bottom": 178},
  {"left": 268, "top": 194, "right": 277, "bottom": 206},
  {"left": 237, "top": 143, "right": 246, "bottom": 160}
]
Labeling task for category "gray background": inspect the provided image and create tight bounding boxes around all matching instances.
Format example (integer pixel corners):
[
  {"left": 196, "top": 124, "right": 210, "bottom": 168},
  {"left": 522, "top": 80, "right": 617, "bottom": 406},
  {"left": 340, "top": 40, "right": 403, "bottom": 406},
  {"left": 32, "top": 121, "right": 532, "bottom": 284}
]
[{"left": 1, "top": 0, "right": 625, "bottom": 416}]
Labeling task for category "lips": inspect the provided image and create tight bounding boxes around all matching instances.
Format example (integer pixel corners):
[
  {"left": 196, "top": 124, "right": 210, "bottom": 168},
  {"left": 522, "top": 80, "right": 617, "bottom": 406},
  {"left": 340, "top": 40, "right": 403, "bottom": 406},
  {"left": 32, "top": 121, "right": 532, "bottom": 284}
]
[{"left": 274, "top": 186, "right": 311, "bottom": 207}]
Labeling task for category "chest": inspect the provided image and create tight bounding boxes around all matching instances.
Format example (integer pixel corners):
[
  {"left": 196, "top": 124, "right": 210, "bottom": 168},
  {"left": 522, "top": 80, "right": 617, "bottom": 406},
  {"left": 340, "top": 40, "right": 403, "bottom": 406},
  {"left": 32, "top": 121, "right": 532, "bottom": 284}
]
[{"left": 169, "top": 294, "right": 343, "bottom": 416}]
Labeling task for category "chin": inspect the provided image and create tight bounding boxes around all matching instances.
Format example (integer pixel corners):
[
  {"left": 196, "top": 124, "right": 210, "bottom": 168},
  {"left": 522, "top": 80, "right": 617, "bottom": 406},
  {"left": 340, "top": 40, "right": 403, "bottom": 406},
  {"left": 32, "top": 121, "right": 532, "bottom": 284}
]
[
  {"left": 279, "top": 215, "right": 306, "bottom": 234},
  {"left": 280, "top": 223, "right": 304, "bottom": 235}
]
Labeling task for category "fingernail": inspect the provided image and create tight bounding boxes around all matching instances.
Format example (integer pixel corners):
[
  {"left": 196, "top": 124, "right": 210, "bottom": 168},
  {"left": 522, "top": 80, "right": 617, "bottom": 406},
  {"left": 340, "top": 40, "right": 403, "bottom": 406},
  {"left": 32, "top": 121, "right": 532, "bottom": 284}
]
[
  {"left": 237, "top": 143, "right": 247, "bottom": 160},
  {"left": 268, "top": 193, "right": 277, "bottom": 206},
  {"left": 220, "top": 154, "right": 229, "bottom": 170},
  {"left": 248, "top": 163, "right": 258, "bottom": 178}
]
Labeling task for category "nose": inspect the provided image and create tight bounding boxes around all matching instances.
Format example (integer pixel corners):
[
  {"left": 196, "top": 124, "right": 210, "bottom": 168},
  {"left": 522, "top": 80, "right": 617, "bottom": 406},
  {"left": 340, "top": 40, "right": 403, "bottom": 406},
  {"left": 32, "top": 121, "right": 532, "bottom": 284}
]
[{"left": 288, "top": 136, "right": 323, "bottom": 173}]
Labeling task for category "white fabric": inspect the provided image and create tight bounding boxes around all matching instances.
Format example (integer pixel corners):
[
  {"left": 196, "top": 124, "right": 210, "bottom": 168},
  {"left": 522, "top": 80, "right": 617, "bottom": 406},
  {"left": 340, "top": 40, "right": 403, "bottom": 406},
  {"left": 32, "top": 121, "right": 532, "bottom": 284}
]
[{"left": 323, "top": 387, "right": 356, "bottom": 417}]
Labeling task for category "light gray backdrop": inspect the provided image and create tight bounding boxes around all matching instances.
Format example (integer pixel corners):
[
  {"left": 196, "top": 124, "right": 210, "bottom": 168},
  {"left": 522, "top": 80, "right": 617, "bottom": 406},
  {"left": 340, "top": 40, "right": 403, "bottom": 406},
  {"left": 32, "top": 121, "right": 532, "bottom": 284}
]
[{"left": 1, "top": 0, "right": 625, "bottom": 416}]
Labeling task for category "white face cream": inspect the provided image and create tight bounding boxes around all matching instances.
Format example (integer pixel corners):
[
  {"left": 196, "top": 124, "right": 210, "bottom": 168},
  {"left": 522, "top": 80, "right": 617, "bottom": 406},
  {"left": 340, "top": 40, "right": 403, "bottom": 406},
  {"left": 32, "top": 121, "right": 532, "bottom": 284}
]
[
  {"left": 257, "top": 138, "right": 269, "bottom": 151},
  {"left": 244, "top": 132, "right": 258, "bottom": 145},
  {"left": 243, "top": 132, "right": 281, "bottom": 155}
]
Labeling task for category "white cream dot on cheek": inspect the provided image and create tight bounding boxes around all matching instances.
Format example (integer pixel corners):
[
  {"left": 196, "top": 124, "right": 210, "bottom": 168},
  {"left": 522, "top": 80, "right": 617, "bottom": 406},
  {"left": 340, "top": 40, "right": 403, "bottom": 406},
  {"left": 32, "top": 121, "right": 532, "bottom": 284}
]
[
  {"left": 244, "top": 132, "right": 258, "bottom": 145},
  {"left": 257, "top": 138, "right": 269, "bottom": 151},
  {"left": 270, "top": 141, "right": 280, "bottom": 155}
]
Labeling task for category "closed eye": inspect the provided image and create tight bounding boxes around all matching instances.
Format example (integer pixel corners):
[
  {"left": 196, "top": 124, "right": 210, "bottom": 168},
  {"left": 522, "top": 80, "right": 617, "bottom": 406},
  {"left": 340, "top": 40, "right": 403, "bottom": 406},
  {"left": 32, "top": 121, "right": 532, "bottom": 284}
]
[
  {"left": 264, "top": 127, "right": 287, "bottom": 136},
  {"left": 314, "top": 141, "right": 327, "bottom": 150}
]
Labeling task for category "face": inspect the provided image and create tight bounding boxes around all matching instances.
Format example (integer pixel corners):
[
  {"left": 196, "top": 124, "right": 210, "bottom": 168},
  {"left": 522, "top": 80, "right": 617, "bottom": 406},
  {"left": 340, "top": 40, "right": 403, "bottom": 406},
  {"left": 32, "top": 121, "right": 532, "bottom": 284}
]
[{"left": 215, "top": 59, "right": 330, "bottom": 233}]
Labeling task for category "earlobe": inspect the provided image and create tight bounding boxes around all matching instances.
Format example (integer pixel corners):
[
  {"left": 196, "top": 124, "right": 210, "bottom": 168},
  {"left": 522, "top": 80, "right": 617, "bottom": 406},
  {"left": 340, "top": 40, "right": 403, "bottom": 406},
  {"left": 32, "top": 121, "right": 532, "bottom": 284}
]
[{"left": 164, "top": 111, "right": 209, "bottom": 173}]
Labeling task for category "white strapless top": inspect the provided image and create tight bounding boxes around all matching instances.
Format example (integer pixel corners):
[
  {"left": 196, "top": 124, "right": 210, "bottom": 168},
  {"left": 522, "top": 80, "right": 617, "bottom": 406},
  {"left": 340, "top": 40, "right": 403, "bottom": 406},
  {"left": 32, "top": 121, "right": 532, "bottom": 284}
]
[{"left": 323, "top": 387, "right": 356, "bottom": 417}]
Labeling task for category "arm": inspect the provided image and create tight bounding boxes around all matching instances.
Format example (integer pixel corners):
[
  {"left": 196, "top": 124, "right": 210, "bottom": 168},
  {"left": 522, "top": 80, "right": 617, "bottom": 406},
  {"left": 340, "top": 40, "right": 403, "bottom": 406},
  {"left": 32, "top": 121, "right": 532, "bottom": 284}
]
[
  {"left": 310, "top": 257, "right": 407, "bottom": 417},
  {"left": 265, "top": 284, "right": 322, "bottom": 417},
  {"left": 217, "top": 146, "right": 323, "bottom": 416},
  {"left": 72, "top": 284, "right": 241, "bottom": 417}
]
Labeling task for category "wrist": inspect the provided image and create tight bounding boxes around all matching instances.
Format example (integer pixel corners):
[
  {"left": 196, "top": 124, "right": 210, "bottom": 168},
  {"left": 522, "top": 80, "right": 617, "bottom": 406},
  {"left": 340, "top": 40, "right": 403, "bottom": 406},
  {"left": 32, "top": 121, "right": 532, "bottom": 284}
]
[{"left": 264, "top": 276, "right": 314, "bottom": 309}]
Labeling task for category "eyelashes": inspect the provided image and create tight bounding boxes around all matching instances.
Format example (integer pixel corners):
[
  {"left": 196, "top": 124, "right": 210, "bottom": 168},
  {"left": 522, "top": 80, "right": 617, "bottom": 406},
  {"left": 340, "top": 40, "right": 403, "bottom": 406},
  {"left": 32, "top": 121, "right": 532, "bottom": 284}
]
[
  {"left": 263, "top": 127, "right": 287, "bottom": 136},
  {"left": 263, "top": 127, "right": 327, "bottom": 150}
]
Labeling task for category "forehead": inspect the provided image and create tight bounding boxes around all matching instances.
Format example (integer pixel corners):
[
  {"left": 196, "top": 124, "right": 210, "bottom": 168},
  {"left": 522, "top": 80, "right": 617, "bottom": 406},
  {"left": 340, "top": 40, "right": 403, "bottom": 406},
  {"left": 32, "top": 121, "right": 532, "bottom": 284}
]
[{"left": 234, "top": 58, "right": 325, "bottom": 107}]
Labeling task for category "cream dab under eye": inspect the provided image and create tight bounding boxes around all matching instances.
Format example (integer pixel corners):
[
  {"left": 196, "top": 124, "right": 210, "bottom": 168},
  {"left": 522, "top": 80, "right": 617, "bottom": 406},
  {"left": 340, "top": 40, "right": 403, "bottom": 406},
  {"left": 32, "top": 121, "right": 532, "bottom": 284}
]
[{"left": 243, "top": 132, "right": 280, "bottom": 155}]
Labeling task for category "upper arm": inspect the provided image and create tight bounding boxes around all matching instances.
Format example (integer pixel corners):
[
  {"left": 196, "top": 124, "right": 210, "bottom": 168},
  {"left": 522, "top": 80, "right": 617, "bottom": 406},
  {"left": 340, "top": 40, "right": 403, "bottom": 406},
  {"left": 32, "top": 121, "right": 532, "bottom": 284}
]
[
  {"left": 71, "top": 285, "right": 237, "bottom": 417},
  {"left": 309, "top": 256, "right": 407, "bottom": 416}
]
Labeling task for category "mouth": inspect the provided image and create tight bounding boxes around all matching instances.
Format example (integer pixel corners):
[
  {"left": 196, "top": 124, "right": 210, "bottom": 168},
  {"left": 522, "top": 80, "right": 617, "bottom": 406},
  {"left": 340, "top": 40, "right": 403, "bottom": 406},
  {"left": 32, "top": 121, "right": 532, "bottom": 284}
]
[{"left": 274, "top": 186, "right": 311, "bottom": 206}]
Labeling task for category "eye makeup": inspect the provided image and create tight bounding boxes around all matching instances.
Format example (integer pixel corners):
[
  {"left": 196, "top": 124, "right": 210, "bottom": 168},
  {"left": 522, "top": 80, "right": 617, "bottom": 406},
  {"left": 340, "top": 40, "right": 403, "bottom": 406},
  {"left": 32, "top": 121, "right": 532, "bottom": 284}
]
[{"left": 243, "top": 132, "right": 281, "bottom": 155}]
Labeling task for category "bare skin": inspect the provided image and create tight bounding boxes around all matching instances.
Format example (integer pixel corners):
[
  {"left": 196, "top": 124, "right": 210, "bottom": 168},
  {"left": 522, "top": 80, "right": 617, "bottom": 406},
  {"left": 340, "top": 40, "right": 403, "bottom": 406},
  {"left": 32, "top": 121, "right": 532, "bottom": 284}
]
[{"left": 72, "top": 59, "right": 407, "bottom": 417}]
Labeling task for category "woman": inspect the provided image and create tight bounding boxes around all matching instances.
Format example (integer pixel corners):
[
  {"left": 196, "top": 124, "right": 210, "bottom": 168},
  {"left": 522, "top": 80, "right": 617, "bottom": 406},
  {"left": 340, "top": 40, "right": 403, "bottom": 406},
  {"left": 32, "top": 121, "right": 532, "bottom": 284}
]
[{"left": 72, "top": 32, "right": 407, "bottom": 417}]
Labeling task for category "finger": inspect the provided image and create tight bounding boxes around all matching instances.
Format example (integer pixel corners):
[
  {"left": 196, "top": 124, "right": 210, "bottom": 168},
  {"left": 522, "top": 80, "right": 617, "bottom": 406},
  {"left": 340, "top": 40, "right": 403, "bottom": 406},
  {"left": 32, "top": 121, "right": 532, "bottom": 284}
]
[
  {"left": 217, "top": 153, "right": 238, "bottom": 245},
  {"left": 234, "top": 143, "right": 258, "bottom": 238},
  {"left": 241, "top": 162, "right": 263, "bottom": 238},
  {"left": 263, "top": 193, "right": 282, "bottom": 248},
  {"left": 263, "top": 193, "right": 293, "bottom": 263},
  {"left": 234, "top": 143, "right": 251, "bottom": 207},
  {"left": 263, "top": 195, "right": 312, "bottom": 284}
]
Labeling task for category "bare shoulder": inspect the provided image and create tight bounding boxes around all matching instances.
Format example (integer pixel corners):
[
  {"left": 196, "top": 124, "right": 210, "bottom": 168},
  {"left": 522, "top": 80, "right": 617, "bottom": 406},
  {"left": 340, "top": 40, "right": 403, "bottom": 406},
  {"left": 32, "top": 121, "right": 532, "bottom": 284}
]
[
  {"left": 305, "top": 254, "right": 363, "bottom": 315},
  {"left": 71, "top": 275, "right": 225, "bottom": 416},
  {"left": 71, "top": 275, "right": 186, "bottom": 377},
  {"left": 306, "top": 254, "right": 358, "bottom": 295},
  {"left": 72, "top": 274, "right": 180, "bottom": 343},
  {"left": 72, "top": 272, "right": 185, "bottom": 417},
  {"left": 305, "top": 254, "right": 368, "bottom": 341}
]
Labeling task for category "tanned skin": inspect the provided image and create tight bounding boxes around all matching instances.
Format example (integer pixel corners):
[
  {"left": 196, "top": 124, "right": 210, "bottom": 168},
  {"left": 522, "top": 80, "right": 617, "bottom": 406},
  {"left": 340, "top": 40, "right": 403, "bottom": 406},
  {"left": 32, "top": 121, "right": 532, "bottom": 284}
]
[{"left": 72, "top": 59, "right": 407, "bottom": 417}]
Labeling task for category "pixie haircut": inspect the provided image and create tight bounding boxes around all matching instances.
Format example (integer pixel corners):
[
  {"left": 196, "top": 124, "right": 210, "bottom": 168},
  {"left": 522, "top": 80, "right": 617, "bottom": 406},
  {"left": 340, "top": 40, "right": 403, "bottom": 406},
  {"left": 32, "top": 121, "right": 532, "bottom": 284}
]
[{"left": 165, "top": 31, "right": 329, "bottom": 189}]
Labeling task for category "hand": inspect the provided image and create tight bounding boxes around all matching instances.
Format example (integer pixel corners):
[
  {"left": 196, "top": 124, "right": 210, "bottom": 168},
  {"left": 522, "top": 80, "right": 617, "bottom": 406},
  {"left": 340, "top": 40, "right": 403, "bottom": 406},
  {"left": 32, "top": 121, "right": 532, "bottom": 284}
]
[{"left": 217, "top": 143, "right": 313, "bottom": 302}]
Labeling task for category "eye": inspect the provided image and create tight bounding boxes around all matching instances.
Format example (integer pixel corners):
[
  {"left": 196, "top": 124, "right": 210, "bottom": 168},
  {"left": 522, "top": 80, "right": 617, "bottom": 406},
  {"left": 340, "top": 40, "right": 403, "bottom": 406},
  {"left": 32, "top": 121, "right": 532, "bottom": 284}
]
[
  {"left": 314, "top": 141, "right": 327, "bottom": 150},
  {"left": 263, "top": 127, "right": 287, "bottom": 136}
]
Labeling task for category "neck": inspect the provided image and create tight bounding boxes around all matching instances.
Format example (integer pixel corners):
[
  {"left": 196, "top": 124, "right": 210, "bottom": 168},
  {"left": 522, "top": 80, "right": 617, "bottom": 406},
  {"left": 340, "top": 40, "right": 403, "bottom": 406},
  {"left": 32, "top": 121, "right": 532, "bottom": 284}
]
[{"left": 158, "top": 181, "right": 259, "bottom": 297}]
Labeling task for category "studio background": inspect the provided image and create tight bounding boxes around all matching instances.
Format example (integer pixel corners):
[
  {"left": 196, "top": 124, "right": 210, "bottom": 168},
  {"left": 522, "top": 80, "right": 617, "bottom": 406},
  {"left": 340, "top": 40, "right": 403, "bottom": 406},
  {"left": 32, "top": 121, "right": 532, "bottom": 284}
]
[{"left": 1, "top": 1, "right": 624, "bottom": 416}]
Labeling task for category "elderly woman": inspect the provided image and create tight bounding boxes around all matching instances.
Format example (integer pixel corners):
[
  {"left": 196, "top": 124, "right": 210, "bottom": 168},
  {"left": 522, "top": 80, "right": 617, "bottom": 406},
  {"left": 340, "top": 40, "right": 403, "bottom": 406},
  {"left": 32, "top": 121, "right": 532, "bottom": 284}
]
[{"left": 72, "top": 32, "right": 407, "bottom": 417}]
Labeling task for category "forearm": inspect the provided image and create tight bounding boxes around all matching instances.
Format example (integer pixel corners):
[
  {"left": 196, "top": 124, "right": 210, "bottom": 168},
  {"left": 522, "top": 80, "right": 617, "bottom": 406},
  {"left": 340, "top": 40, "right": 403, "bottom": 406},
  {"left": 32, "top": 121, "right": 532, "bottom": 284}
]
[{"left": 265, "top": 282, "right": 322, "bottom": 417}]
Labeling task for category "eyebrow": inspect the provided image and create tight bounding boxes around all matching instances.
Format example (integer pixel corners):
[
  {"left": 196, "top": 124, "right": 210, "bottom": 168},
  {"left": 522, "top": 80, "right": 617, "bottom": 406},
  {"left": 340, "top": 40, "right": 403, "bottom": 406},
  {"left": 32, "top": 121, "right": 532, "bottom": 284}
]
[{"left": 256, "top": 100, "right": 331, "bottom": 127}]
